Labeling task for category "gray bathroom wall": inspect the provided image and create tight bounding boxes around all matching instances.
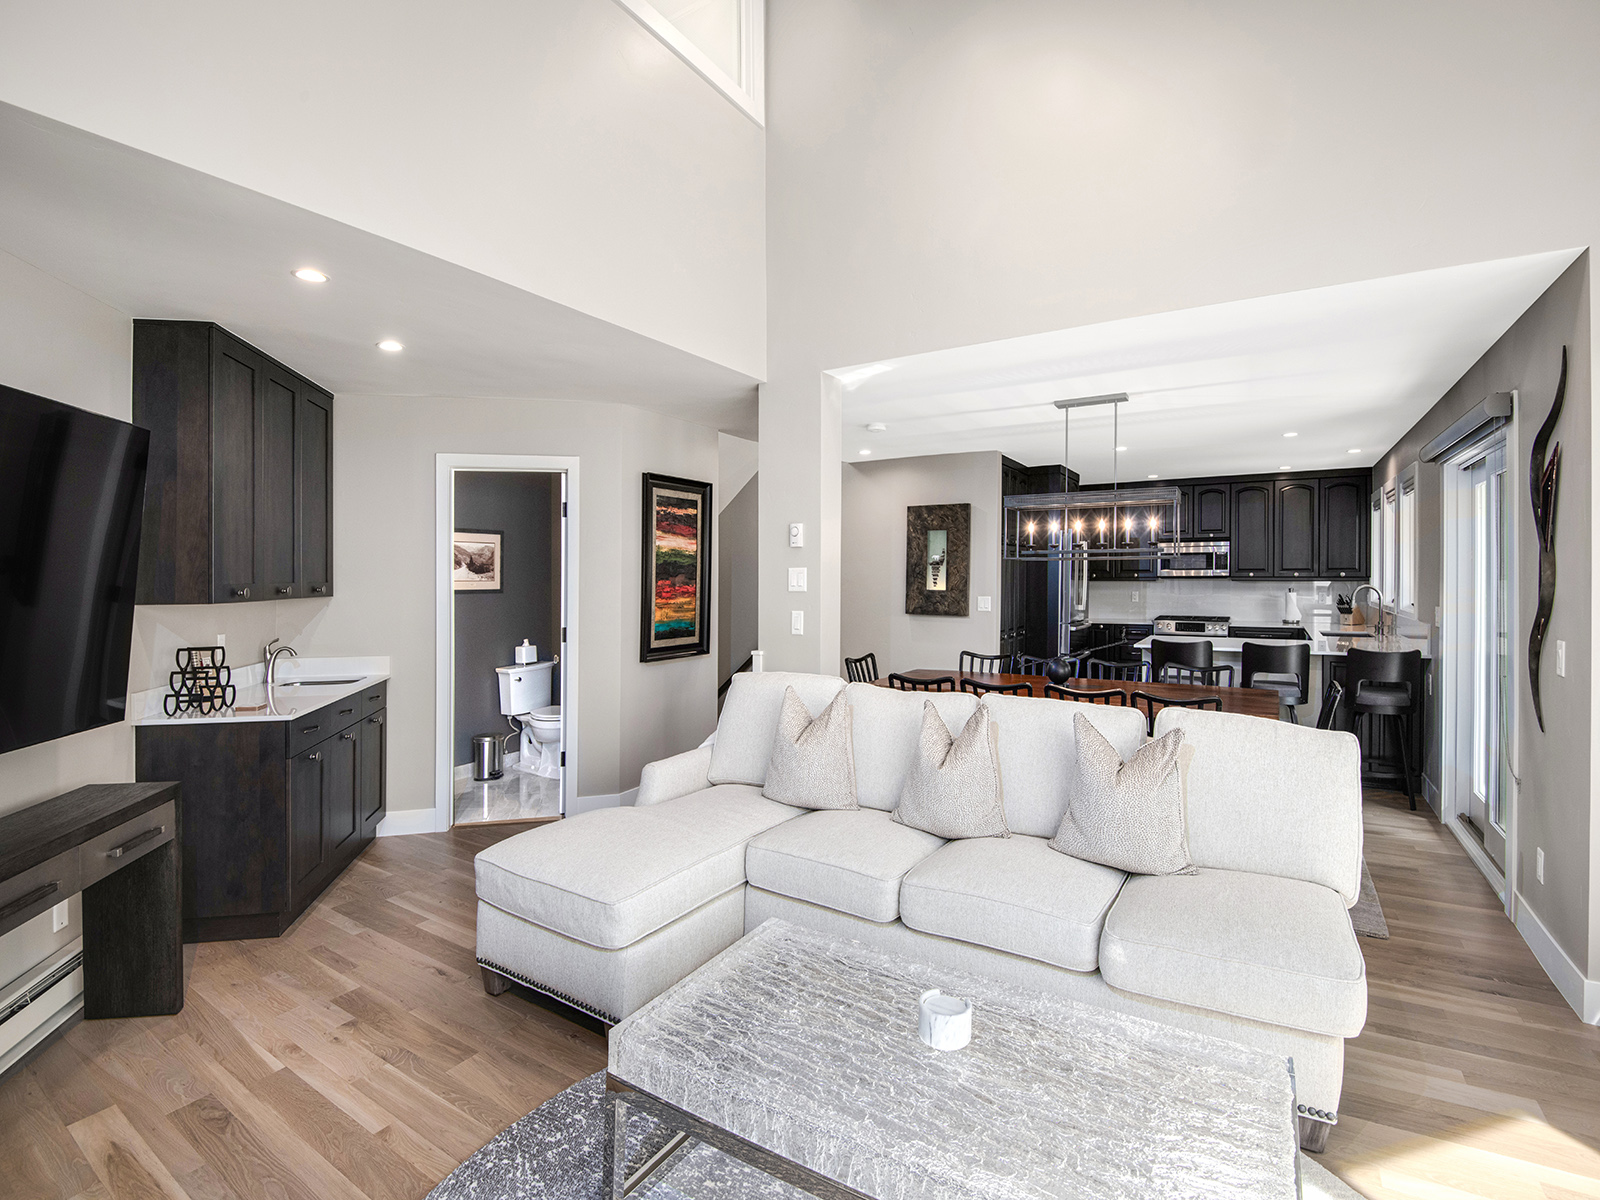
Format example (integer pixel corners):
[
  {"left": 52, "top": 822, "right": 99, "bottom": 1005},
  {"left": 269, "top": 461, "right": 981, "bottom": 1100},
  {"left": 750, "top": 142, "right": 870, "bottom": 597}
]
[{"left": 453, "top": 470, "right": 562, "bottom": 765}]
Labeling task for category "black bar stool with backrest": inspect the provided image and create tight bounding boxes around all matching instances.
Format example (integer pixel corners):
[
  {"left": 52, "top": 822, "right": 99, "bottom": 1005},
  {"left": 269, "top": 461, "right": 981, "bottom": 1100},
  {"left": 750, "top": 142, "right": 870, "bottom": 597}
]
[
  {"left": 1240, "top": 641, "right": 1311, "bottom": 723},
  {"left": 1129, "top": 690, "right": 1223, "bottom": 735},
  {"left": 961, "top": 678, "right": 1032, "bottom": 697},
  {"left": 1315, "top": 679, "right": 1345, "bottom": 730},
  {"left": 844, "top": 653, "right": 879, "bottom": 683},
  {"left": 959, "top": 651, "right": 1009, "bottom": 675},
  {"left": 1150, "top": 639, "right": 1234, "bottom": 687},
  {"left": 1044, "top": 683, "right": 1127, "bottom": 706},
  {"left": 1084, "top": 656, "right": 1151, "bottom": 683},
  {"left": 888, "top": 673, "right": 956, "bottom": 692},
  {"left": 1344, "top": 648, "right": 1424, "bottom": 810}
]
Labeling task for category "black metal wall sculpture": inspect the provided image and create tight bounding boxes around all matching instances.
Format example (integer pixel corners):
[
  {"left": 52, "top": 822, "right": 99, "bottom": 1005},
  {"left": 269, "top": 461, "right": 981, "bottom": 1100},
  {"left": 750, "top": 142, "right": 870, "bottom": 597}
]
[{"left": 1528, "top": 347, "right": 1566, "bottom": 733}]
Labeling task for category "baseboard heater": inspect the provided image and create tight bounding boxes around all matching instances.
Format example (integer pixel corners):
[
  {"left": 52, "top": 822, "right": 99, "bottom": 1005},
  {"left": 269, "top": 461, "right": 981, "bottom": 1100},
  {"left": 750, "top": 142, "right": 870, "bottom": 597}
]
[{"left": 0, "top": 944, "right": 85, "bottom": 1078}]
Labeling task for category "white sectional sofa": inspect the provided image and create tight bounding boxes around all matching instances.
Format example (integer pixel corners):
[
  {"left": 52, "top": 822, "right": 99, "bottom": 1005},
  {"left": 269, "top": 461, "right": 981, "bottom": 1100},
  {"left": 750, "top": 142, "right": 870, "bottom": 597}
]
[{"left": 475, "top": 671, "right": 1367, "bottom": 1150}]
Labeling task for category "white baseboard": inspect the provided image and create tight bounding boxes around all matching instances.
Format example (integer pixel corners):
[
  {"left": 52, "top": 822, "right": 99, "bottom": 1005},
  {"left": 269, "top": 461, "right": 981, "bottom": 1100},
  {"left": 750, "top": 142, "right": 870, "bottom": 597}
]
[
  {"left": 569, "top": 787, "right": 639, "bottom": 815},
  {"left": 376, "top": 808, "right": 442, "bottom": 837},
  {"left": 1515, "top": 893, "right": 1600, "bottom": 1024}
]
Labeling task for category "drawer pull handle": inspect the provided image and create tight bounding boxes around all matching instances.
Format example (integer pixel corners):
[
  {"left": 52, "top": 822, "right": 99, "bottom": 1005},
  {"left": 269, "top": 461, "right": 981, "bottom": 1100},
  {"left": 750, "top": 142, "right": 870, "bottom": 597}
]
[
  {"left": 108, "top": 825, "right": 166, "bottom": 859},
  {"left": 300, "top": 724, "right": 320, "bottom": 734},
  {"left": 367, "top": 693, "right": 381, "bottom": 703},
  {"left": 0, "top": 881, "right": 59, "bottom": 923},
  {"left": 338, "top": 707, "right": 354, "bottom": 716}
]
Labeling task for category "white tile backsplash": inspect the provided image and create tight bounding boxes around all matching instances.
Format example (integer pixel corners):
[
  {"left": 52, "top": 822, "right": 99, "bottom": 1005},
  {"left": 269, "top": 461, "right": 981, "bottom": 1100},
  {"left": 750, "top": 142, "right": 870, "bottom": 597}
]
[{"left": 1087, "top": 579, "right": 1314, "bottom": 625}]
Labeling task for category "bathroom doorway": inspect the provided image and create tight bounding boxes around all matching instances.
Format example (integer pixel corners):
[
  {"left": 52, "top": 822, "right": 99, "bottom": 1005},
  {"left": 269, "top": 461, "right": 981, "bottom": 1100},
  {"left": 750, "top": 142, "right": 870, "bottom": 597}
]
[{"left": 435, "top": 455, "right": 578, "bottom": 830}]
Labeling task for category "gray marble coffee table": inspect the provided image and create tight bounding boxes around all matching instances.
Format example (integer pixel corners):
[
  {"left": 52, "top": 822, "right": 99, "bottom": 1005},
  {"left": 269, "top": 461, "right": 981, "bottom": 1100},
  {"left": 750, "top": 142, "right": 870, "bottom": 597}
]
[{"left": 605, "top": 919, "right": 1300, "bottom": 1200}]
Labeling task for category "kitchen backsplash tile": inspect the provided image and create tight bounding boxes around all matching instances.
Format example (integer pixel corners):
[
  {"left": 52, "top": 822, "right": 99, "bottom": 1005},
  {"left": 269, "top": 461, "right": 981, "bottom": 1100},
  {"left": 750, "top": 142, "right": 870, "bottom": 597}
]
[{"left": 1087, "top": 579, "right": 1329, "bottom": 624}]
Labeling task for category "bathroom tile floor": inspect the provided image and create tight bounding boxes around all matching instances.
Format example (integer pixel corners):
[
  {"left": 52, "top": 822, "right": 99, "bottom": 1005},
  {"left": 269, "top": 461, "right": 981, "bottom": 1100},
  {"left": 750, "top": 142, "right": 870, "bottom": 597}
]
[{"left": 453, "top": 767, "right": 562, "bottom": 826}]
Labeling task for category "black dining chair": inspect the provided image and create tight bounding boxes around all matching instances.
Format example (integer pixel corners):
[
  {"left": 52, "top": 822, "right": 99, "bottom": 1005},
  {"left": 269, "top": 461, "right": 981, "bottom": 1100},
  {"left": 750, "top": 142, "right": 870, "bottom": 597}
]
[
  {"left": 1130, "top": 690, "right": 1223, "bottom": 735},
  {"left": 961, "top": 678, "right": 1032, "bottom": 697},
  {"left": 1012, "top": 654, "right": 1054, "bottom": 677},
  {"left": 1315, "top": 679, "right": 1345, "bottom": 730},
  {"left": 1044, "top": 683, "right": 1127, "bottom": 706},
  {"left": 887, "top": 673, "right": 956, "bottom": 692},
  {"left": 1345, "top": 649, "right": 1424, "bottom": 809},
  {"left": 1083, "top": 656, "right": 1152, "bottom": 682},
  {"left": 843, "top": 652, "right": 879, "bottom": 683},
  {"left": 959, "top": 651, "right": 1009, "bottom": 675},
  {"left": 1240, "top": 641, "right": 1311, "bottom": 723},
  {"left": 1150, "top": 639, "right": 1235, "bottom": 688}
]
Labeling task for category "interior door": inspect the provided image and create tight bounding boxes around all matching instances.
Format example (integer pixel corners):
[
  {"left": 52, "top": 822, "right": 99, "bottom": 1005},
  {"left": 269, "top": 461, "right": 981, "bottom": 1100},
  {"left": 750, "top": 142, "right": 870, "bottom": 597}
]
[{"left": 1464, "top": 446, "right": 1508, "bottom": 871}]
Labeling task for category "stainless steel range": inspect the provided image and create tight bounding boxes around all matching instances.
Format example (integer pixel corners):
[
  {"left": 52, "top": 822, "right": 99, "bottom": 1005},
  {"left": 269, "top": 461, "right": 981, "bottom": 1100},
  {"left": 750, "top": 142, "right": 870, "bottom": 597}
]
[{"left": 1153, "top": 614, "right": 1231, "bottom": 636}]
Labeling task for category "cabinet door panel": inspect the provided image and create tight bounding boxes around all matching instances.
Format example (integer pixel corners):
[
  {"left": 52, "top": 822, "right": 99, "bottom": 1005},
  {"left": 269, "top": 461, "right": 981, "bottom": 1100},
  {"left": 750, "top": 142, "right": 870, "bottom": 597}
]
[
  {"left": 1319, "top": 476, "right": 1369, "bottom": 578},
  {"left": 211, "top": 342, "right": 258, "bottom": 600},
  {"left": 1274, "top": 480, "right": 1318, "bottom": 577},
  {"left": 257, "top": 371, "right": 298, "bottom": 596},
  {"left": 296, "top": 392, "right": 332, "bottom": 597},
  {"left": 325, "top": 728, "right": 359, "bottom": 857},
  {"left": 360, "top": 710, "right": 386, "bottom": 835},
  {"left": 1231, "top": 484, "right": 1273, "bottom": 577},
  {"left": 1193, "top": 484, "right": 1229, "bottom": 538},
  {"left": 290, "top": 748, "right": 325, "bottom": 888}
]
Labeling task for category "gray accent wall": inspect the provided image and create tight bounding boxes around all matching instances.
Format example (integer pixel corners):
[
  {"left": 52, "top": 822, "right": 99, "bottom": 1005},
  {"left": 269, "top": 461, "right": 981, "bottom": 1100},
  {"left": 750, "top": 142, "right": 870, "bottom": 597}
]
[
  {"left": 452, "top": 470, "right": 562, "bottom": 766},
  {"left": 718, "top": 473, "right": 759, "bottom": 687}
]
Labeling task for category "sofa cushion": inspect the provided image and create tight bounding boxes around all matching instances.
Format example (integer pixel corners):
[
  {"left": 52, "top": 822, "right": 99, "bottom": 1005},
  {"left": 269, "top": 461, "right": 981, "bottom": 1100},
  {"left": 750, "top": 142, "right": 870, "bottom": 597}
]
[
  {"left": 475, "top": 785, "right": 800, "bottom": 951},
  {"left": 1099, "top": 868, "right": 1368, "bottom": 1038},
  {"left": 1050, "top": 715, "right": 1195, "bottom": 876},
  {"left": 710, "top": 673, "right": 846, "bottom": 787},
  {"left": 892, "top": 701, "right": 1009, "bottom": 840},
  {"left": 899, "top": 835, "right": 1126, "bottom": 972},
  {"left": 845, "top": 683, "right": 977, "bottom": 811},
  {"left": 1152, "top": 708, "right": 1363, "bottom": 903},
  {"left": 975, "top": 694, "right": 1149, "bottom": 838},
  {"left": 762, "top": 687, "right": 859, "bottom": 810},
  {"left": 745, "top": 809, "right": 944, "bottom": 923}
]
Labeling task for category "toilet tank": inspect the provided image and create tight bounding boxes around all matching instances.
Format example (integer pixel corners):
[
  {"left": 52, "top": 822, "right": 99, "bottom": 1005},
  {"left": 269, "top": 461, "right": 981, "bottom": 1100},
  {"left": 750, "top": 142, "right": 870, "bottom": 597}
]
[{"left": 497, "top": 661, "right": 553, "bottom": 715}]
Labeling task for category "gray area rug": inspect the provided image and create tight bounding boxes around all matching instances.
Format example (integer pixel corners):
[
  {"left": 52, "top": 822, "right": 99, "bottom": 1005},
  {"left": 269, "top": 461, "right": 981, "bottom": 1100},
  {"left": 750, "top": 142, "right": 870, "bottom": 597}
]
[
  {"left": 428, "top": 1072, "right": 1366, "bottom": 1199},
  {"left": 1351, "top": 858, "right": 1390, "bottom": 939}
]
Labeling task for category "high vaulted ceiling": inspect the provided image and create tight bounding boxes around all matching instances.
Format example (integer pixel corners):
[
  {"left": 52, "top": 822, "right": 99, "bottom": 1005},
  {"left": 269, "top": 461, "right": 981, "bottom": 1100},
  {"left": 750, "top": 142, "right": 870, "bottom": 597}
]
[{"left": 833, "top": 249, "right": 1579, "bottom": 482}]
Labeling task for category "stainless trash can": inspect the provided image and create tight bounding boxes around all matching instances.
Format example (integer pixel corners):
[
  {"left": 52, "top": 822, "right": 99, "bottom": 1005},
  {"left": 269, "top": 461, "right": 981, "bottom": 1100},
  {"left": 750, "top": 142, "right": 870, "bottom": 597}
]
[{"left": 472, "top": 733, "right": 505, "bottom": 781}]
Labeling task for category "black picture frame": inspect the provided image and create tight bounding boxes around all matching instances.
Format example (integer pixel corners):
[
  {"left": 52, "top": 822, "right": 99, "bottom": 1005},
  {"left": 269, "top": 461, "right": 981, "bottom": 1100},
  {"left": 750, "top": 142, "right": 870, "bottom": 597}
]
[
  {"left": 641, "top": 472, "right": 714, "bottom": 662},
  {"left": 453, "top": 528, "right": 504, "bottom": 593}
]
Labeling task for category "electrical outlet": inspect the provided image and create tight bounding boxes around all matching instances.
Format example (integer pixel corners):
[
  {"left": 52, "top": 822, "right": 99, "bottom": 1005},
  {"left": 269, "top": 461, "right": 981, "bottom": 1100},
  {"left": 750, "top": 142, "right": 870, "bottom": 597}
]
[
  {"left": 51, "top": 900, "right": 68, "bottom": 932},
  {"left": 1556, "top": 640, "right": 1566, "bottom": 677},
  {"left": 977, "top": 596, "right": 991, "bottom": 612},
  {"left": 791, "top": 610, "right": 804, "bottom": 635},
  {"left": 789, "top": 523, "right": 804, "bottom": 548},
  {"left": 1130, "top": 588, "right": 1139, "bottom": 603},
  {"left": 216, "top": 633, "right": 226, "bottom": 649},
  {"left": 1536, "top": 847, "right": 1545, "bottom": 884},
  {"left": 788, "top": 567, "right": 807, "bottom": 592}
]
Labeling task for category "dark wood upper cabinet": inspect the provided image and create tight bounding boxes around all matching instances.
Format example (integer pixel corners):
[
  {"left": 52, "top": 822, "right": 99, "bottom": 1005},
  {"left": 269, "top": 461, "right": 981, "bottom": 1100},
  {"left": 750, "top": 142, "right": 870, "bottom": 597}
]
[
  {"left": 134, "top": 321, "right": 334, "bottom": 604},
  {"left": 1319, "top": 476, "right": 1370, "bottom": 579},
  {"left": 1192, "top": 483, "right": 1230, "bottom": 539},
  {"left": 1273, "top": 480, "right": 1319, "bottom": 578},
  {"left": 1230, "top": 483, "right": 1274, "bottom": 577}
]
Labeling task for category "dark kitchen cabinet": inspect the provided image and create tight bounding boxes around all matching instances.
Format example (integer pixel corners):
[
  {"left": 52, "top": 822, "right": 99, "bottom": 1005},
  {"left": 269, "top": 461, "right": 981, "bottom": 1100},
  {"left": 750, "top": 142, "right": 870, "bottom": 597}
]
[
  {"left": 1230, "top": 483, "right": 1274, "bottom": 577},
  {"left": 134, "top": 321, "right": 334, "bottom": 604},
  {"left": 1273, "top": 479, "right": 1319, "bottom": 578},
  {"left": 1192, "top": 483, "right": 1230, "bottom": 539},
  {"left": 1319, "top": 476, "right": 1370, "bottom": 579},
  {"left": 136, "top": 680, "right": 387, "bottom": 942}
]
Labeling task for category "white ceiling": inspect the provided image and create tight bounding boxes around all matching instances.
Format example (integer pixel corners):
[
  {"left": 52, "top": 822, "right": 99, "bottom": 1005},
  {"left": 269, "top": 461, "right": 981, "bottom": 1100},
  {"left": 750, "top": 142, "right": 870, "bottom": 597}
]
[
  {"left": 833, "top": 249, "right": 1580, "bottom": 482},
  {"left": 0, "top": 103, "right": 760, "bottom": 435}
]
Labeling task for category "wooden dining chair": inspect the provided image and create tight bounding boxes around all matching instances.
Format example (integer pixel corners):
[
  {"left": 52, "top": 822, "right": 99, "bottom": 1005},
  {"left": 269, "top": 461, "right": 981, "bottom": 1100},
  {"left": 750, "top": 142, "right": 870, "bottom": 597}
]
[
  {"left": 1084, "top": 656, "right": 1152, "bottom": 683},
  {"left": 888, "top": 673, "right": 956, "bottom": 692},
  {"left": 961, "top": 678, "right": 1032, "bottom": 696},
  {"left": 958, "top": 651, "right": 1009, "bottom": 675},
  {"left": 843, "top": 652, "right": 879, "bottom": 683},
  {"left": 1130, "top": 690, "right": 1222, "bottom": 734},
  {"left": 1044, "top": 683, "right": 1127, "bottom": 706}
]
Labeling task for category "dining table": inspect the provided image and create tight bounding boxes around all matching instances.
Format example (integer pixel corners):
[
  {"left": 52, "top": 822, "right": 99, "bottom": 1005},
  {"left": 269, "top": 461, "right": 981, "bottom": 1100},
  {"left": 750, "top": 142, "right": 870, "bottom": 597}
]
[{"left": 873, "top": 670, "right": 1282, "bottom": 721}]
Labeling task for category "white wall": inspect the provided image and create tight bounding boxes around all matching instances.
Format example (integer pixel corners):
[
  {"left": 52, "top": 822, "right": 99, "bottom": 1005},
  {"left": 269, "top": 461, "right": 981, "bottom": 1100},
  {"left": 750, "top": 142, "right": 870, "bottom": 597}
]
[
  {"left": 0, "top": 0, "right": 766, "bottom": 378},
  {"left": 841, "top": 452, "right": 1002, "bottom": 676}
]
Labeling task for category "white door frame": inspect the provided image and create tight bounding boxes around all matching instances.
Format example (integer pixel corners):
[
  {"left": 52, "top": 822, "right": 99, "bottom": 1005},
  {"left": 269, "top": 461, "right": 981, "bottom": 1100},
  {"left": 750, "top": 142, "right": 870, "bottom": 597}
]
[{"left": 435, "top": 454, "right": 579, "bottom": 832}]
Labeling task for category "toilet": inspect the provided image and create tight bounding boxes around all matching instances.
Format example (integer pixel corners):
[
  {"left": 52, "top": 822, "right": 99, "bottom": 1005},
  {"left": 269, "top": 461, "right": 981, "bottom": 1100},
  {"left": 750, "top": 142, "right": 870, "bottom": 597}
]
[{"left": 495, "top": 660, "right": 562, "bottom": 779}]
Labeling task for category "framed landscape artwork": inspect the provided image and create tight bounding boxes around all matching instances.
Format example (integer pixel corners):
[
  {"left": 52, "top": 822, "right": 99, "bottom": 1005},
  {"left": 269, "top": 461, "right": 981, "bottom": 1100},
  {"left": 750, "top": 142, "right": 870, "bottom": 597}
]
[
  {"left": 905, "top": 503, "right": 971, "bottom": 616},
  {"left": 453, "top": 529, "right": 503, "bottom": 592},
  {"left": 641, "top": 473, "right": 713, "bottom": 662}
]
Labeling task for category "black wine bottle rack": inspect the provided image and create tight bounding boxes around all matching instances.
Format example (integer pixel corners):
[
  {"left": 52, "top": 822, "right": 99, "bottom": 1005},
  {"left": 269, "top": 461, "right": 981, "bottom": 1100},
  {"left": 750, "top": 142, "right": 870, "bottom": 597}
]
[{"left": 164, "top": 646, "right": 237, "bottom": 717}]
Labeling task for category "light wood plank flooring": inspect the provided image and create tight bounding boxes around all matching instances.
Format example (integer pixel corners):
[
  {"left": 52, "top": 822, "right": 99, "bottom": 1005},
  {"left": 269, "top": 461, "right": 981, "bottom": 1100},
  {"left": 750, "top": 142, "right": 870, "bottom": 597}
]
[{"left": 1, "top": 791, "right": 1597, "bottom": 1199}]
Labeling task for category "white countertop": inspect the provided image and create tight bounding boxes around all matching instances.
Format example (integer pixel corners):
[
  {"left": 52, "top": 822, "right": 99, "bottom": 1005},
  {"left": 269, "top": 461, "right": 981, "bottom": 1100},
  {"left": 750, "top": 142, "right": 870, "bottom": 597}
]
[
  {"left": 130, "top": 656, "right": 390, "bottom": 726},
  {"left": 1132, "top": 626, "right": 1432, "bottom": 659}
]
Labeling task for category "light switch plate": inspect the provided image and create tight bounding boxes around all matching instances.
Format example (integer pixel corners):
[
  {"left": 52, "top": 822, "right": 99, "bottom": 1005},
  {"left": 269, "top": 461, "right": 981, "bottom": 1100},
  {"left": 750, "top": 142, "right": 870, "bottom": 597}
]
[
  {"left": 789, "top": 523, "right": 804, "bottom": 548},
  {"left": 791, "top": 610, "right": 804, "bottom": 635},
  {"left": 976, "top": 596, "right": 991, "bottom": 612},
  {"left": 51, "top": 900, "right": 69, "bottom": 932},
  {"left": 1557, "top": 640, "right": 1567, "bottom": 677},
  {"left": 788, "top": 567, "right": 807, "bottom": 592}
]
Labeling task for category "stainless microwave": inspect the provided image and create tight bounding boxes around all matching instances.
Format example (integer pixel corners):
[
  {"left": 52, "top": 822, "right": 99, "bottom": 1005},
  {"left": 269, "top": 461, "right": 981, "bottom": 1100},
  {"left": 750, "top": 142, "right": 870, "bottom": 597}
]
[{"left": 1157, "top": 541, "right": 1231, "bottom": 577}]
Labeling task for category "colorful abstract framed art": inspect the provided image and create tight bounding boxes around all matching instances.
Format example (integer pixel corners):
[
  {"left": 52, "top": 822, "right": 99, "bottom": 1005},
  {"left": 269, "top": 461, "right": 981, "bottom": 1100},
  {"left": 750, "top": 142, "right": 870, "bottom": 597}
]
[{"left": 640, "top": 473, "right": 713, "bottom": 662}]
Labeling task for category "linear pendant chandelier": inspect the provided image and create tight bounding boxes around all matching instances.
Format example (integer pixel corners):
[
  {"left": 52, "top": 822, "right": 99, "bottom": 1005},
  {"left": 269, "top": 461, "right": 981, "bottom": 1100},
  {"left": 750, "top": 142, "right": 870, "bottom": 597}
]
[{"left": 1003, "top": 394, "right": 1183, "bottom": 561}]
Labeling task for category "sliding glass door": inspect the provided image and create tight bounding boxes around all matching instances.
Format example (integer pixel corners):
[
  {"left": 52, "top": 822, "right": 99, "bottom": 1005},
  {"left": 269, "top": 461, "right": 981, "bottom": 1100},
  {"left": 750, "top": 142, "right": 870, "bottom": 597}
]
[{"left": 1464, "top": 444, "right": 1509, "bottom": 871}]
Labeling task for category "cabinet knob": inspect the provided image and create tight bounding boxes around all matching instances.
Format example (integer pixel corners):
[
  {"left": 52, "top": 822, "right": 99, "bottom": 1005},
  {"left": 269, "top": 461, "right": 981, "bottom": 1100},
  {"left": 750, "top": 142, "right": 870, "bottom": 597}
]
[
  {"left": 276, "top": 586, "right": 292, "bottom": 595},
  {"left": 370, "top": 715, "right": 383, "bottom": 725},
  {"left": 311, "top": 585, "right": 328, "bottom": 595},
  {"left": 308, "top": 752, "right": 321, "bottom": 762},
  {"left": 233, "top": 587, "right": 250, "bottom": 598},
  {"left": 341, "top": 732, "right": 355, "bottom": 741}
]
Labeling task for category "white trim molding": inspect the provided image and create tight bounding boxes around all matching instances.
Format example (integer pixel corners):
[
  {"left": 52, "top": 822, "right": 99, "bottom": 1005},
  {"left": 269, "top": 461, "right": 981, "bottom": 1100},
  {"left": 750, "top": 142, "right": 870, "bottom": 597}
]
[
  {"left": 569, "top": 787, "right": 639, "bottom": 815},
  {"left": 611, "top": 0, "right": 764, "bottom": 125},
  {"left": 375, "top": 808, "right": 439, "bottom": 838},
  {"left": 1515, "top": 895, "right": 1600, "bottom": 1023}
]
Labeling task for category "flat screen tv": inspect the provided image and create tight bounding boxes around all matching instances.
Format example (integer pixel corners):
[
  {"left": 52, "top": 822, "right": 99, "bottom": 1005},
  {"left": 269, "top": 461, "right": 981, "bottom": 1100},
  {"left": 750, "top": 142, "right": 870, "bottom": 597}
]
[{"left": 0, "top": 383, "right": 149, "bottom": 755}]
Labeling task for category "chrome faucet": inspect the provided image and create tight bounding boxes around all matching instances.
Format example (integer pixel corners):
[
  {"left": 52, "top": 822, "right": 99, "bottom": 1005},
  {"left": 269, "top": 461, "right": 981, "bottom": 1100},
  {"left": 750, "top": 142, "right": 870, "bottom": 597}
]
[
  {"left": 1349, "top": 584, "right": 1388, "bottom": 639},
  {"left": 265, "top": 638, "right": 298, "bottom": 687}
]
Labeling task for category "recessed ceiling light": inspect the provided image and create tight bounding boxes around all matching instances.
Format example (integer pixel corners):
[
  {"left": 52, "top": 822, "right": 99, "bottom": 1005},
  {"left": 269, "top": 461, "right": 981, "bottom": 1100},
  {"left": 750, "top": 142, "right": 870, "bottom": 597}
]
[
  {"left": 1116, "top": 446, "right": 1128, "bottom": 452},
  {"left": 292, "top": 267, "right": 328, "bottom": 283},
  {"left": 1147, "top": 473, "right": 1159, "bottom": 479},
  {"left": 1282, "top": 431, "right": 1298, "bottom": 438},
  {"left": 1347, "top": 448, "right": 1361, "bottom": 454},
  {"left": 378, "top": 339, "right": 404, "bottom": 352},
  {"left": 866, "top": 422, "right": 887, "bottom": 433},
  {"left": 859, "top": 448, "right": 872, "bottom": 456},
  {"left": 1280, "top": 465, "right": 1292, "bottom": 471}
]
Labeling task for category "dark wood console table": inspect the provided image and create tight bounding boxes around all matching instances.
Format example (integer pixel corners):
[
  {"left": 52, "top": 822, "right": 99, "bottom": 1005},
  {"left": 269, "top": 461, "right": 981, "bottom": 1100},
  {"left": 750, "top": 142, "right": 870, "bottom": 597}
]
[{"left": 0, "top": 782, "right": 184, "bottom": 1022}]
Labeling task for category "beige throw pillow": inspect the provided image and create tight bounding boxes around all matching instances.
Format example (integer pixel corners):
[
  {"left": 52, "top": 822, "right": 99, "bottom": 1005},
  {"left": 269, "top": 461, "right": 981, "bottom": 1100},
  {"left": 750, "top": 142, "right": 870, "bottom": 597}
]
[
  {"left": 762, "top": 687, "right": 859, "bottom": 810},
  {"left": 1051, "top": 712, "right": 1196, "bottom": 875},
  {"left": 892, "top": 701, "right": 1010, "bottom": 840}
]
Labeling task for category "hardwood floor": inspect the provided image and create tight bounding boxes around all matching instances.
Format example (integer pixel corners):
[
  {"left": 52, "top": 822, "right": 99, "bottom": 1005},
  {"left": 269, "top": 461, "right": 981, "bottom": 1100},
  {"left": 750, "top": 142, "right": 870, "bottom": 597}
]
[{"left": 1, "top": 791, "right": 1596, "bottom": 1199}]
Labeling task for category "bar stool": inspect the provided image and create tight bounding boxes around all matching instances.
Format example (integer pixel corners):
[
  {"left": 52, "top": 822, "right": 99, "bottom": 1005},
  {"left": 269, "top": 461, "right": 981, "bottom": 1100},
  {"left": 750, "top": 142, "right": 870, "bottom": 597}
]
[
  {"left": 1344, "top": 648, "right": 1424, "bottom": 809},
  {"left": 1150, "top": 639, "right": 1234, "bottom": 687},
  {"left": 1240, "top": 641, "right": 1311, "bottom": 723}
]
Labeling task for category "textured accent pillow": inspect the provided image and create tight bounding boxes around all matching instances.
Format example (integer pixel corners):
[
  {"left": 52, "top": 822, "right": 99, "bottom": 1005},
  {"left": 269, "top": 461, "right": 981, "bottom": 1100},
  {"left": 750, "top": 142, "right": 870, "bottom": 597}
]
[
  {"left": 892, "top": 701, "right": 1010, "bottom": 839},
  {"left": 762, "top": 687, "right": 859, "bottom": 810},
  {"left": 1051, "top": 712, "right": 1197, "bottom": 875}
]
